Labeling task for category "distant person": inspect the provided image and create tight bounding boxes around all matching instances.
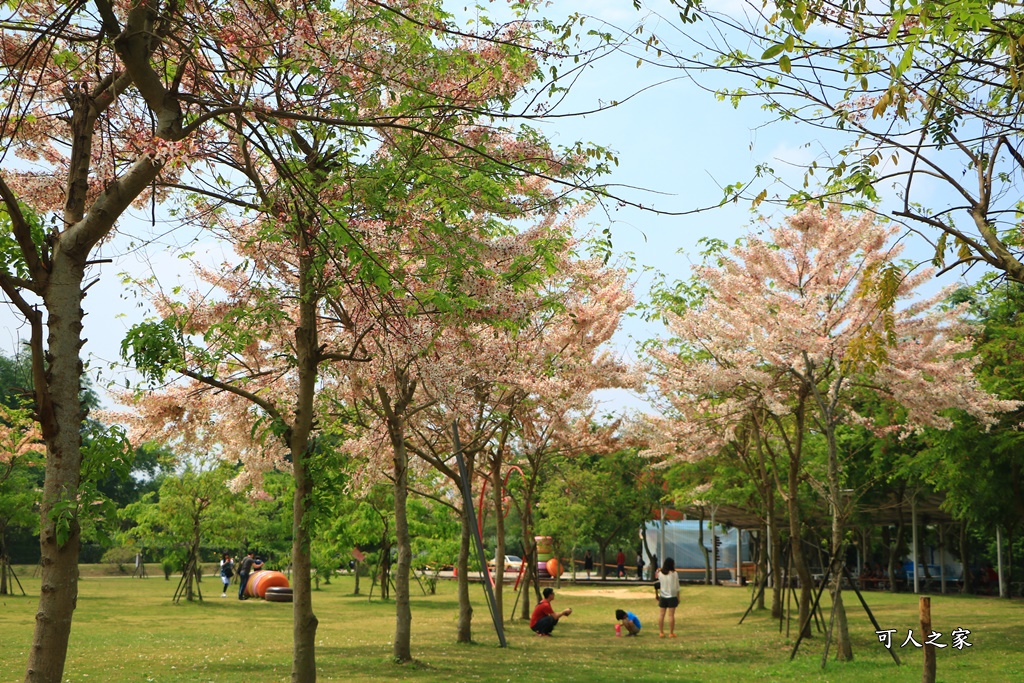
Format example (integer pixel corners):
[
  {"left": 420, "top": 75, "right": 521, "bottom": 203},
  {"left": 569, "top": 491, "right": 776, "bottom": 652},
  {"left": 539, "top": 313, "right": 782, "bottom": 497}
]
[
  {"left": 530, "top": 587, "right": 572, "bottom": 636},
  {"left": 655, "top": 557, "right": 680, "bottom": 638},
  {"left": 982, "top": 564, "right": 999, "bottom": 593},
  {"left": 583, "top": 550, "right": 594, "bottom": 579},
  {"left": 616, "top": 549, "right": 626, "bottom": 578},
  {"left": 219, "top": 553, "right": 234, "bottom": 597},
  {"left": 237, "top": 550, "right": 256, "bottom": 600},
  {"left": 636, "top": 552, "right": 644, "bottom": 580},
  {"left": 614, "top": 609, "right": 642, "bottom": 637}
]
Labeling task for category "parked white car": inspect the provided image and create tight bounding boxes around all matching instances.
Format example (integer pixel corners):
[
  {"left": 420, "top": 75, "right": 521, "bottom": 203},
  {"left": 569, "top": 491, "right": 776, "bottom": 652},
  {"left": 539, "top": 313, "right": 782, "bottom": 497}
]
[{"left": 487, "top": 555, "right": 523, "bottom": 572}]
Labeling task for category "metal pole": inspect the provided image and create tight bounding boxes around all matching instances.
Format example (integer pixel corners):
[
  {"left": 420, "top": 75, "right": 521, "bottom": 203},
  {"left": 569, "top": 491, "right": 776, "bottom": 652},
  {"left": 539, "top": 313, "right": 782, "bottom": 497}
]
[
  {"left": 939, "top": 525, "right": 946, "bottom": 595},
  {"left": 735, "top": 526, "right": 742, "bottom": 584},
  {"left": 912, "top": 496, "right": 920, "bottom": 594},
  {"left": 452, "top": 421, "right": 506, "bottom": 647}
]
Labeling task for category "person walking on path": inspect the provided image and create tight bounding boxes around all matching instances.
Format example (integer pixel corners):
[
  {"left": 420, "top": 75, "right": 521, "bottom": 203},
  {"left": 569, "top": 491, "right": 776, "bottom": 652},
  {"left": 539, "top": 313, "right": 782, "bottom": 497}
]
[
  {"left": 655, "top": 557, "right": 680, "bottom": 638},
  {"left": 237, "top": 550, "right": 256, "bottom": 600},
  {"left": 219, "top": 553, "right": 234, "bottom": 597},
  {"left": 583, "top": 550, "right": 594, "bottom": 579},
  {"left": 616, "top": 549, "right": 626, "bottom": 578}
]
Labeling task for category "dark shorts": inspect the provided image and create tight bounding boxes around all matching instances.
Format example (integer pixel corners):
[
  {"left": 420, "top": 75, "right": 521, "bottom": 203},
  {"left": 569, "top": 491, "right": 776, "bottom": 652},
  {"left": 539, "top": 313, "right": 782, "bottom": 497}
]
[
  {"left": 659, "top": 596, "right": 679, "bottom": 609},
  {"left": 531, "top": 614, "right": 558, "bottom": 634}
]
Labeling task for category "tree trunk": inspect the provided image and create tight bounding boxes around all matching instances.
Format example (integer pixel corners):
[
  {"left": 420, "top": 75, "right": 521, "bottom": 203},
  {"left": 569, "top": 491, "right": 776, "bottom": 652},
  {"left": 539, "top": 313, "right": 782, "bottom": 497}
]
[
  {"left": 1007, "top": 525, "right": 1014, "bottom": 597},
  {"left": 762, "top": 464, "right": 782, "bottom": 618},
  {"left": 456, "top": 503, "right": 473, "bottom": 642},
  {"left": 519, "top": 527, "right": 536, "bottom": 620},
  {"left": 379, "top": 540, "right": 391, "bottom": 601},
  {"left": 518, "top": 470, "right": 540, "bottom": 618},
  {"left": 519, "top": 555, "right": 535, "bottom": 620},
  {"left": 491, "top": 460, "right": 505, "bottom": 622},
  {"left": 290, "top": 439, "right": 318, "bottom": 681},
  {"left": 185, "top": 520, "right": 200, "bottom": 602},
  {"left": 26, "top": 256, "right": 88, "bottom": 683},
  {"left": 697, "top": 509, "right": 711, "bottom": 585},
  {"left": 1, "top": 527, "right": 8, "bottom": 596},
  {"left": 640, "top": 526, "right": 654, "bottom": 582},
  {"left": 782, "top": 393, "right": 813, "bottom": 639},
  {"left": 787, "top": 498, "right": 813, "bottom": 639},
  {"left": 756, "top": 526, "right": 767, "bottom": 611},
  {"left": 887, "top": 515, "right": 905, "bottom": 594},
  {"left": 289, "top": 223, "right": 321, "bottom": 683},
  {"left": 823, "top": 416, "right": 852, "bottom": 662},
  {"left": 598, "top": 542, "right": 608, "bottom": 580},
  {"left": 770, "top": 524, "right": 783, "bottom": 619},
  {"left": 391, "top": 424, "right": 413, "bottom": 663},
  {"left": 829, "top": 503, "right": 853, "bottom": 660},
  {"left": 960, "top": 521, "right": 972, "bottom": 595}
]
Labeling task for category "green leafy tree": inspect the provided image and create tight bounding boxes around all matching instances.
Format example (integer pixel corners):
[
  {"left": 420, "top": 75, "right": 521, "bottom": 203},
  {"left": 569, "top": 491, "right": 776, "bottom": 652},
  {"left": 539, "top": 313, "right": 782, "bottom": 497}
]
[
  {"left": 0, "top": 406, "right": 44, "bottom": 594},
  {"left": 916, "top": 282, "right": 1024, "bottom": 590},
  {"left": 323, "top": 483, "right": 396, "bottom": 599},
  {"left": 538, "top": 449, "right": 658, "bottom": 580},
  {"left": 537, "top": 456, "right": 597, "bottom": 581},
  {"left": 408, "top": 496, "right": 460, "bottom": 595},
  {"left": 122, "top": 459, "right": 243, "bottom": 601},
  {"left": 0, "top": 349, "right": 32, "bottom": 411}
]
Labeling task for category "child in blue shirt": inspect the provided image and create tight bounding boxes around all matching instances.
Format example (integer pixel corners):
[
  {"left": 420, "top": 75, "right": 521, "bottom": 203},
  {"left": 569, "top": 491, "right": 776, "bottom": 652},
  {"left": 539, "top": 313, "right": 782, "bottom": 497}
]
[{"left": 615, "top": 609, "right": 642, "bottom": 636}]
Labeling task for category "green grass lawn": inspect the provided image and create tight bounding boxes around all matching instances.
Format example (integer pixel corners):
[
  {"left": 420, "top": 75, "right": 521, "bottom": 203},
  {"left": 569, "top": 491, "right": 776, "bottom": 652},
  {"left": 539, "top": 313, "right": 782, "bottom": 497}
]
[{"left": 1, "top": 568, "right": 1021, "bottom": 682}]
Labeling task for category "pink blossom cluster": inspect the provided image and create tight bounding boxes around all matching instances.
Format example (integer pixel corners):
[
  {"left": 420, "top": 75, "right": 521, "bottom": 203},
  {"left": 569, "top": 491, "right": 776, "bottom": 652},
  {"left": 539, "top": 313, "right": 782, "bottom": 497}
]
[
  {"left": 644, "top": 205, "right": 1019, "bottom": 465},
  {"left": 0, "top": 406, "right": 44, "bottom": 465}
]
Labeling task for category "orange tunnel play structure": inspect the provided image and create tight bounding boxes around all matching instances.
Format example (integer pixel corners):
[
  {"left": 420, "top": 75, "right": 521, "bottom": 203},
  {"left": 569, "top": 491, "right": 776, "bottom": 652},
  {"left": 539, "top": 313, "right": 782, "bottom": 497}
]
[{"left": 245, "top": 570, "right": 290, "bottom": 598}]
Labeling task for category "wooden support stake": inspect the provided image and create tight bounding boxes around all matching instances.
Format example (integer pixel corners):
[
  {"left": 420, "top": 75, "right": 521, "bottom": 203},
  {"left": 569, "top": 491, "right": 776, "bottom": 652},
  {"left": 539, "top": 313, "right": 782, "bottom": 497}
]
[
  {"left": 0, "top": 556, "right": 26, "bottom": 595},
  {"left": 920, "top": 596, "right": 935, "bottom": 683},
  {"left": 820, "top": 591, "right": 838, "bottom": 669},
  {"left": 842, "top": 566, "right": 900, "bottom": 666},
  {"left": 789, "top": 560, "right": 834, "bottom": 660},
  {"left": 739, "top": 565, "right": 772, "bottom": 625}
]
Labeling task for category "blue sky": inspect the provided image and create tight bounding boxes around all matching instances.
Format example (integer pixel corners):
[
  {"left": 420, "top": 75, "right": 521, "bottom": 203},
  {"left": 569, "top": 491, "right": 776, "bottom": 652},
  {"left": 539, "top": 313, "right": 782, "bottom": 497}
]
[{"left": 0, "top": 0, "right": 973, "bottom": 413}]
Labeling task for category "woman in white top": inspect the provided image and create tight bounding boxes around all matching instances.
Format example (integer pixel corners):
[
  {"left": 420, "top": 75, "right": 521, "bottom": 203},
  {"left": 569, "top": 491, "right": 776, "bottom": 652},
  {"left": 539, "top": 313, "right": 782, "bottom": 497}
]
[{"left": 654, "top": 557, "right": 680, "bottom": 638}]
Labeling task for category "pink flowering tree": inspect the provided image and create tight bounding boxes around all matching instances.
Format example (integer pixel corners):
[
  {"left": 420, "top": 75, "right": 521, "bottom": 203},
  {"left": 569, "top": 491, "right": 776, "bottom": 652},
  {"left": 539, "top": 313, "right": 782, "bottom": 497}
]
[
  {"left": 117, "top": 174, "right": 594, "bottom": 669},
  {"left": 0, "top": 0, "right": 623, "bottom": 678},
  {"left": 393, "top": 244, "right": 634, "bottom": 634},
  {"left": 119, "top": 122, "right": 609, "bottom": 672},
  {"left": 646, "top": 205, "right": 1017, "bottom": 657},
  {"left": 334, "top": 220, "right": 634, "bottom": 652}
]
